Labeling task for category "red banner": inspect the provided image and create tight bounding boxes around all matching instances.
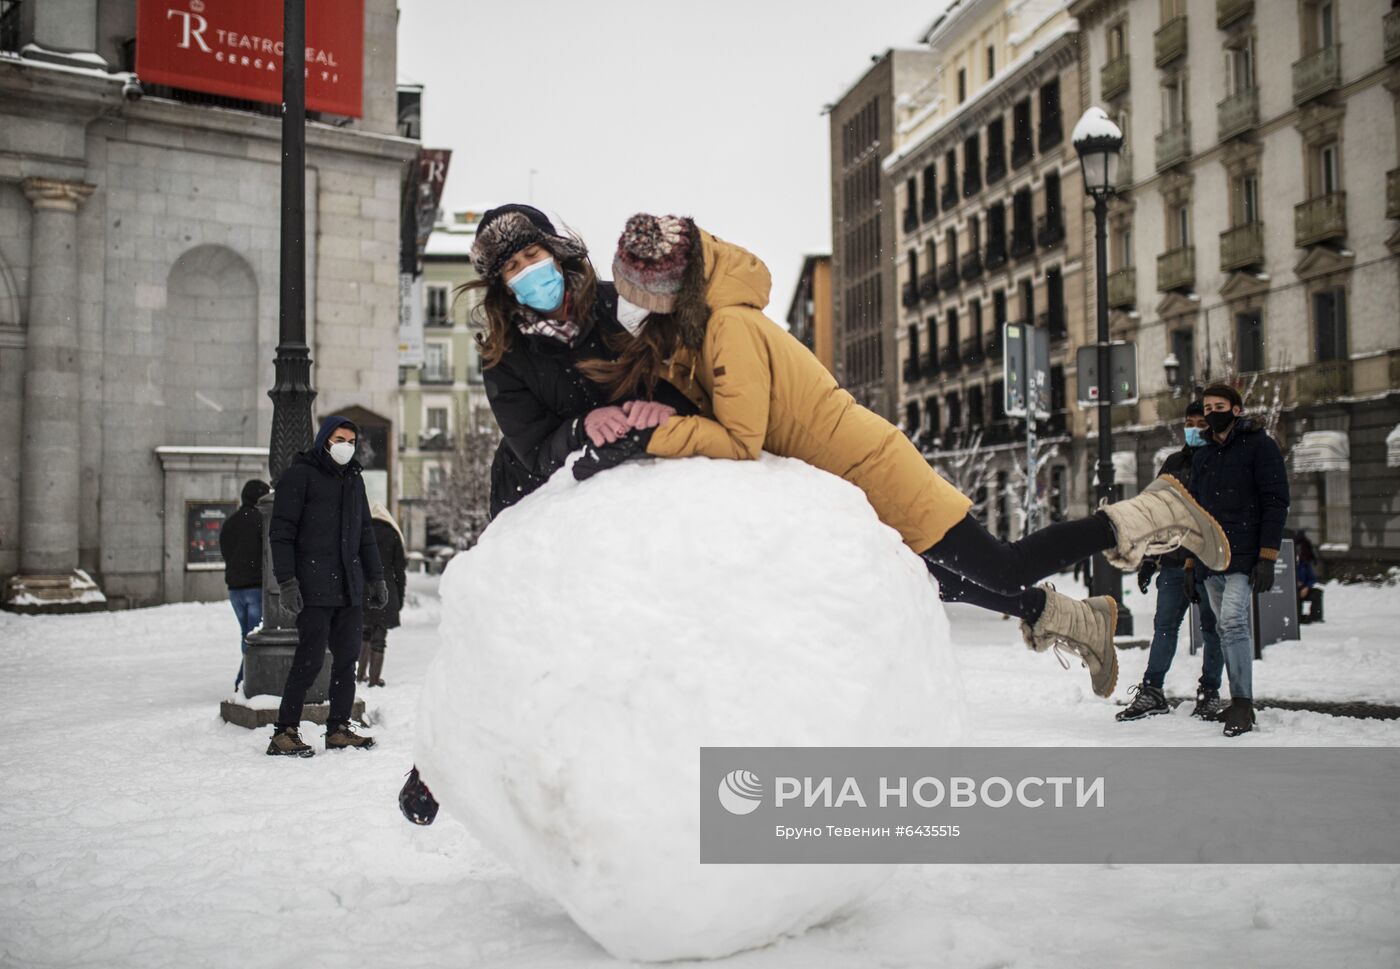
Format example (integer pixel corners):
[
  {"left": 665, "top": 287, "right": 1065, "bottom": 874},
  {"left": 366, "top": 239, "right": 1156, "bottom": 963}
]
[{"left": 136, "top": 0, "right": 364, "bottom": 117}]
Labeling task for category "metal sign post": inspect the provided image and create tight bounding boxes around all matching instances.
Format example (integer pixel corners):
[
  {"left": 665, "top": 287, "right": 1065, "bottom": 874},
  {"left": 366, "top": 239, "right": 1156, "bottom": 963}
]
[{"left": 1004, "top": 322, "right": 1051, "bottom": 537}]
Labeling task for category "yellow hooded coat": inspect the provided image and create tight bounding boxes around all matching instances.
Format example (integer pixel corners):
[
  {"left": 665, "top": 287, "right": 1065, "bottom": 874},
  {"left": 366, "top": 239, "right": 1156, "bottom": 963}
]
[{"left": 646, "top": 231, "right": 971, "bottom": 552}]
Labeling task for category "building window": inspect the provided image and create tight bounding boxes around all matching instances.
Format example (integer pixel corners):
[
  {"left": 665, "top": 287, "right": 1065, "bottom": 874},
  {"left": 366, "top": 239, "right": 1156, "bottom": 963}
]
[
  {"left": 1020, "top": 277, "right": 1034, "bottom": 323},
  {"left": 1168, "top": 202, "right": 1191, "bottom": 248},
  {"left": 986, "top": 116, "right": 1007, "bottom": 182},
  {"left": 958, "top": 67, "right": 967, "bottom": 104},
  {"left": 1303, "top": 0, "right": 1335, "bottom": 53},
  {"left": 1162, "top": 73, "right": 1188, "bottom": 128},
  {"left": 1038, "top": 79, "right": 1063, "bottom": 150},
  {"left": 927, "top": 313, "right": 940, "bottom": 362},
  {"left": 946, "top": 391, "right": 962, "bottom": 430},
  {"left": 1225, "top": 35, "right": 1256, "bottom": 97},
  {"left": 1315, "top": 141, "right": 1340, "bottom": 196},
  {"left": 1108, "top": 20, "right": 1126, "bottom": 61},
  {"left": 1233, "top": 173, "right": 1260, "bottom": 226},
  {"left": 1313, "top": 288, "right": 1348, "bottom": 362},
  {"left": 1171, "top": 328, "right": 1196, "bottom": 387},
  {"left": 1161, "top": 0, "right": 1185, "bottom": 21},
  {"left": 905, "top": 400, "right": 920, "bottom": 434},
  {"left": 992, "top": 379, "right": 1006, "bottom": 420},
  {"left": 1046, "top": 266, "right": 1065, "bottom": 338},
  {"left": 943, "top": 149, "right": 959, "bottom": 209},
  {"left": 970, "top": 298, "right": 984, "bottom": 343},
  {"left": 993, "top": 288, "right": 1007, "bottom": 326},
  {"left": 921, "top": 163, "right": 938, "bottom": 220},
  {"left": 967, "top": 384, "right": 985, "bottom": 426},
  {"left": 1012, "top": 98, "right": 1034, "bottom": 166},
  {"left": 425, "top": 405, "right": 449, "bottom": 437},
  {"left": 986, "top": 45, "right": 996, "bottom": 80},
  {"left": 946, "top": 307, "right": 961, "bottom": 353},
  {"left": 926, "top": 395, "right": 941, "bottom": 438},
  {"left": 425, "top": 283, "right": 450, "bottom": 325},
  {"left": 423, "top": 341, "right": 452, "bottom": 382},
  {"left": 963, "top": 133, "right": 982, "bottom": 196},
  {"left": 1236, "top": 310, "right": 1264, "bottom": 372}
]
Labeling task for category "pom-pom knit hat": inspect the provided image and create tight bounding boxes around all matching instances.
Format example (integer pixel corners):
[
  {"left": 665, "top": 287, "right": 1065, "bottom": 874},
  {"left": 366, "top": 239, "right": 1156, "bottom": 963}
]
[
  {"left": 612, "top": 214, "right": 696, "bottom": 314},
  {"left": 470, "top": 203, "right": 587, "bottom": 282}
]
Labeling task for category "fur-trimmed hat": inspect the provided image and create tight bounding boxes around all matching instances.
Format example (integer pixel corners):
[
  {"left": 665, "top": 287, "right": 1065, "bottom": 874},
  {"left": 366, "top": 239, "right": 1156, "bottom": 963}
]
[
  {"left": 471, "top": 204, "right": 588, "bottom": 281},
  {"left": 612, "top": 214, "right": 696, "bottom": 314}
]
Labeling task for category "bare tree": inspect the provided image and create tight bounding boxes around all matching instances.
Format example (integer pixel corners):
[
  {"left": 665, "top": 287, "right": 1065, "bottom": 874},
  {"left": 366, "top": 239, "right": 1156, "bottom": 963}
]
[
  {"left": 1202, "top": 339, "right": 1289, "bottom": 436},
  {"left": 424, "top": 422, "right": 500, "bottom": 550},
  {"left": 929, "top": 428, "right": 994, "bottom": 520},
  {"left": 1007, "top": 437, "right": 1064, "bottom": 537}
]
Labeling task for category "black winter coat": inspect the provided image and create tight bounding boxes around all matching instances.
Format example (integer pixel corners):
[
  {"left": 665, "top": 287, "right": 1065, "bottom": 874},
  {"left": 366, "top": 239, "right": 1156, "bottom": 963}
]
[
  {"left": 1152, "top": 444, "right": 1200, "bottom": 569},
  {"left": 219, "top": 504, "right": 264, "bottom": 589},
  {"left": 1189, "top": 418, "right": 1290, "bottom": 575},
  {"left": 363, "top": 519, "right": 407, "bottom": 629},
  {"left": 269, "top": 416, "right": 385, "bottom": 607},
  {"left": 484, "top": 281, "right": 698, "bottom": 518}
]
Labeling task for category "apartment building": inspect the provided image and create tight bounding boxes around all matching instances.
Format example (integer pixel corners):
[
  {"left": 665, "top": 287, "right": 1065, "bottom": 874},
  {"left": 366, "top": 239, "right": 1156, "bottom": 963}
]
[{"left": 785, "top": 254, "right": 836, "bottom": 374}]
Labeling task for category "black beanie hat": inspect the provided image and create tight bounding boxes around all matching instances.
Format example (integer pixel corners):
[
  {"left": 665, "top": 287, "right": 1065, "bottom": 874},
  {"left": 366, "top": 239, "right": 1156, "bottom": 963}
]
[{"left": 241, "top": 479, "right": 270, "bottom": 506}]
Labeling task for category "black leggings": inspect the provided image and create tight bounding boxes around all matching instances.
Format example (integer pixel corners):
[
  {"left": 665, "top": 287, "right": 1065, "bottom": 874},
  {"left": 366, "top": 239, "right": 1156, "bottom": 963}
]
[{"left": 920, "top": 513, "right": 1117, "bottom": 622}]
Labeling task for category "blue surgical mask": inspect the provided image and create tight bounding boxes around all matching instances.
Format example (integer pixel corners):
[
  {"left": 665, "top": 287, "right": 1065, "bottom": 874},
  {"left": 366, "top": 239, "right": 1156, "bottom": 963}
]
[
  {"left": 506, "top": 257, "right": 566, "bottom": 313},
  {"left": 1184, "top": 426, "right": 1206, "bottom": 448}
]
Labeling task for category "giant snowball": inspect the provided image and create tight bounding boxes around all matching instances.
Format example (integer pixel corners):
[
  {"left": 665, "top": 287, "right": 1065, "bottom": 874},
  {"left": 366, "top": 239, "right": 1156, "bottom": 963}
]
[{"left": 415, "top": 454, "right": 965, "bottom": 961}]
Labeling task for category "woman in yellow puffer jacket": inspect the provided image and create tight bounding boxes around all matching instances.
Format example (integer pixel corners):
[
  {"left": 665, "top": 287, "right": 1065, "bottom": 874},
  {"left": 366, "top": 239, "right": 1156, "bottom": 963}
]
[{"left": 575, "top": 216, "right": 1231, "bottom": 699}]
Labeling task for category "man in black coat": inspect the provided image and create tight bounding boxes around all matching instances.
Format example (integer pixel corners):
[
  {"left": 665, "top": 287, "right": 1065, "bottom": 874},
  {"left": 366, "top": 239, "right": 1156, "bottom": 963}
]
[
  {"left": 219, "top": 478, "right": 269, "bottom": 693},
  {"left": 266, "top": 415, "right": 388, "bottom": 756},
  {"left": 1186, "top": 384, "right": 1290, "bottom": 738}
]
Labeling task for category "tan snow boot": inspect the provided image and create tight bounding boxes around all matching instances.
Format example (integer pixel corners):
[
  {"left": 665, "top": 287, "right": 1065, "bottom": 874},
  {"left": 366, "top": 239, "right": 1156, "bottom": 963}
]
[
  {"left": 266, "top": 726, "right": 315, "bottom": 758},
  {"left": 1020, "top": 588, "right": 1120, "bottom": 698},
  {"left": 1099, "top": 474, "right": 1231, "bottom": 572},
  {"left": 356, "top": 641, "right": 371, "bottom": 682}
]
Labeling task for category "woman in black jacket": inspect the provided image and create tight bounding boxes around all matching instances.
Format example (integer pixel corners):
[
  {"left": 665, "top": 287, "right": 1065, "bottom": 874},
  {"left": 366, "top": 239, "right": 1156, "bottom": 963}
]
[{"left": 359, "top": 502, "right": 407, "bottom": 687}]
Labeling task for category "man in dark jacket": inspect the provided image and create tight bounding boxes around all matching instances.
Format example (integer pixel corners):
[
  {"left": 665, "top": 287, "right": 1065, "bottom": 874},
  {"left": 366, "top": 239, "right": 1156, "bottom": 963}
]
[
  {"left": 1187, "top": 385, "right": 1290, "bottom": 737},
  {"left": 267, "top": 415, "right": 388, "bottom": 756},
  {"left": 1117, "top": 402, "right": 1226, "bottom": 722},
  {"left": 219, "top": 478, "right": 269, "bottom": 693}
]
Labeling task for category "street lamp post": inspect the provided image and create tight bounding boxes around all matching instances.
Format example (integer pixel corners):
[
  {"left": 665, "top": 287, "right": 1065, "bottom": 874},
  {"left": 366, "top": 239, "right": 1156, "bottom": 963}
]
[{"left": 1072, "top": 107, "right": 1131, "bottom": 634}]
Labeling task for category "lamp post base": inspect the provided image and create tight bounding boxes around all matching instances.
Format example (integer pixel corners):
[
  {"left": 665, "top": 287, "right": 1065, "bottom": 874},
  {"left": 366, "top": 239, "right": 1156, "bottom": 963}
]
[{"left": 220, "top": 696, "right": 366, "bottom": 730}]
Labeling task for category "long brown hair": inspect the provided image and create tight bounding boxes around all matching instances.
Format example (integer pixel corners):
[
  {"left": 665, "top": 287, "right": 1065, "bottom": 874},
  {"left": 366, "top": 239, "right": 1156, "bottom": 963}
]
[
  {"left": 576, "top": 225, "right": 711, "bottom": 401},
  {"left": 458, "top": 236, "right": 598, "bottom": 369}
]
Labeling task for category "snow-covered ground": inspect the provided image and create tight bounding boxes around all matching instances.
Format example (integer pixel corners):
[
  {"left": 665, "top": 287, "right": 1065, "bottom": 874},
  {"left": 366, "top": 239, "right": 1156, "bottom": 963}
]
[{"left": 2, "top": 572, "right": 1398, "bottom": 968}]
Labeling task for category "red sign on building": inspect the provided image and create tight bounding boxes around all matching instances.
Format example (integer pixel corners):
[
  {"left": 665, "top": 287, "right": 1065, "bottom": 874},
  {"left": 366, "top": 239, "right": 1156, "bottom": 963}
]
[{"left": 136, "top": 0, "right": 364, "bottom": 117}]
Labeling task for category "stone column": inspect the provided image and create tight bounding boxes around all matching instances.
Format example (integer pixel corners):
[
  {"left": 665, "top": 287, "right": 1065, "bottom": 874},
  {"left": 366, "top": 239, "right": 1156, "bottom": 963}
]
[{"left": 19, "top": 177, "right": 94, "bottom": 576}]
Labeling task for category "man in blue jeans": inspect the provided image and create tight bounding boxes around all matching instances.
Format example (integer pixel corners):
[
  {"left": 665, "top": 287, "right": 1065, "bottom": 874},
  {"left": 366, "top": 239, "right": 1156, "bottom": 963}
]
[
  {"left": 1186, "top": 385, "right": 1290, "bottom": 737},
  {"left": 1117, "top": 402, "right": 1228, "bottom": 721},
  {"left": 219, "top": 479, "right": 270, "bottom": 692}
]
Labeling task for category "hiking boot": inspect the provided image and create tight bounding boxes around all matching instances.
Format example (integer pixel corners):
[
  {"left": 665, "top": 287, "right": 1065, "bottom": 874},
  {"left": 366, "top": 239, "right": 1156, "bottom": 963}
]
[
  {"left": 1116, "top": 681, "right": 1169, "bottom": 721},
  {"left": 267, "top": 726, "right": 315, "bottom": 758},
  {"left": 1021, "top": 588, "right": 1119, "bottom": 698},
  {"left": 399, "top": 766, "right": 440, "bottom": 826},
  {"left": 1222, "top": 698, "right": 1256, "bottom": 737},
  {"left": 1099, "top": 474, "right": 1231, "bottom": 573},
  {"left": 1191, "top": 687, "right": 1230, "bottom": 721},
  {"left": 326, "top": 721, "right": 376, "bottom": 751}
]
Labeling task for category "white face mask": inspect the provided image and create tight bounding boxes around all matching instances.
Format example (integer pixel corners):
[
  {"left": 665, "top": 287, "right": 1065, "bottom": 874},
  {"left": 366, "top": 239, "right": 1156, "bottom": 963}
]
[
  {"left": 615, "top": 295, "right": 651, "bottom": 336},
  {"left": 328, "top": 440, "right": 356, "bottom": 466}
]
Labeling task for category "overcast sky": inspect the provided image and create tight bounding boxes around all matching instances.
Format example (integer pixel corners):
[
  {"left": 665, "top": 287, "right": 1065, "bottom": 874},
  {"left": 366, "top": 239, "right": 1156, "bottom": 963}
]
[{"left": 396, "top": 0, "right": 949, "bottom": 315}]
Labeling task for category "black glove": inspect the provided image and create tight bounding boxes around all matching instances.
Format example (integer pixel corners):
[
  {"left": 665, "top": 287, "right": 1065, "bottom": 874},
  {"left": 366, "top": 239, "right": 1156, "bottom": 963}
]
[
  {"left": 278, "top": 578, "right": 303, "bottom": 617},
  {"left": 1137, "top": 561, "right": 1157, "bottom": 595},
  {"left": 366, "top": 579, "right": 389, "bottom": 611},
  {"left": 1183, "top": 567, "right": 1199, "bottom": 604},
  {"left": 1251, "top": 556, "right": 1277, "bottom": 594},
  {"left": 572, "top": 428, "right": 653, "bottom": 482}
]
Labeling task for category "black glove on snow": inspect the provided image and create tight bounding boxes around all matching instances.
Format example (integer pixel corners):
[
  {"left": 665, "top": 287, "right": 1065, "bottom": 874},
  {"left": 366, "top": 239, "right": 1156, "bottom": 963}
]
[
  {"left": 1251, "top": 556, "right": 1277, "bottom": 594},
  {"left": 366, "top": 579, "right": 389, "bottom": 611},
  {"left": 1183, "top": 566, "right": 1199, "bottom": 604},
  {"left": 572, "top": 428, "right": 654, "bottom": 482},
  {"left": 399, "top": 766, "right": 439, "bottom": 826},
  {"left": 279, "top": 578, "right": 303, "bottom": 617},
  {"left": 1137, "top": 560, "right": 1157, "bottom": 595}
]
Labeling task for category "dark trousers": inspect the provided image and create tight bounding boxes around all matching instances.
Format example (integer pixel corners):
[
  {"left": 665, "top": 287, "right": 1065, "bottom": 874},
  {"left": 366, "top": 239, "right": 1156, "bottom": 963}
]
[
  {"left": 277, "top": 604, "right": 363, "bottom": 729},
  {"left": 363, "top": 624, "right": 388, "bottom": 652},
  {"left": 921, "top": 513, "right": 1118, "bottom": 622},
  {"left": 1144, "top": 565, "right": 1223, "bottom": 691}
]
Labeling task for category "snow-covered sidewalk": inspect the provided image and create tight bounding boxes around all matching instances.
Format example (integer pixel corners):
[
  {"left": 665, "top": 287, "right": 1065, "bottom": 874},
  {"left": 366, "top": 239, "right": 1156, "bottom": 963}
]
[{"left": 2, "top": 573, "right": 1398, "bottom": 968}]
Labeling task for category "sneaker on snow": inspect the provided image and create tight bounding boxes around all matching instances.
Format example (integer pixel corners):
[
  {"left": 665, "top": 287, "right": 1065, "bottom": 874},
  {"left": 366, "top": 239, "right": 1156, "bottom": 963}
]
[
  {"left": 1222, "top": 698, "right": 1256, "bottom": 737},
  {"left": 1191, "top": 688, "right": 1230, "bottom": 721},
  {"left": 267, "top": 726, "right": 315, "bottom": 758},
  {"left": 1115, "top": 682, "right": 1169, "bottom": 721},
  {"left": 399, "top": 766, "right": 439, "bottom": 826},
  {"left": 326, "top": 721, "right": 376, "bottom": 751}
]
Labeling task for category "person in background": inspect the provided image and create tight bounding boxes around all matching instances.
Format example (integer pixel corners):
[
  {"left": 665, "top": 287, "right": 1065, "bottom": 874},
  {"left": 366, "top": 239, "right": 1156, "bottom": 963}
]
[
  {"left": 359, "top": 502, "right": 407, "bottom": 687},
  {"left": 1297, "top": 555, "right": 1323, "bottom": 625},
  {"left": 1186, "top": 385, "right": 1290, "bottom": 738},
  {"left": 219, "top": 478, "right": 269, "bottom": 693},
  {"left": 1117, "top": 402, "right": 1227, "bottom": 722},
  {"left": 267, "top": 415, "right": 388, "bottom": 757}
]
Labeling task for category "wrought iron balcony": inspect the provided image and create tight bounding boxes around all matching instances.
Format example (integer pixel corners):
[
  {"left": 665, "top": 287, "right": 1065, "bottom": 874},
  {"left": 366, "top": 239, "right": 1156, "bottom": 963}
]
[
  {"left": 938, "top": 261, "right": 961, "bottom": 292},
  {"left": 960, "top": 250, "right": 983, "bottom": 282},
  {"left": 962, "top": 337, "right": 985, "bottom": 366},
  {"left": 1219, "top": 222, "right": 1265, "bottom": 272},
  {"left": 1294, "top": 192, "right": 1347, "bottom": 247},
  {"left": 420, "top": 364, "right": 455, "bottom": 385},
  {"left": 985, "top": 238, "right": 1008, "bottom": 271},
  {"left": 425, "top": 312, "right": 453, "bottom": 328},
  {"left": 1387, "top": 168, "right": 1400, "bottom": 220},
  {"left": 1101, "top": 55, "right": 1129, "bottom": 101},
  {"left": 919, "top": 272, "right": 938, "bottom": 301},
  {"left": 419, "top": 430, "right": 452, "bottom": 450},
  {"left": 1292, "top": 45, "right": 1341, "bottom": 104},
  {"left": 940, "top": 346, "right": 962, "bottom": 373},
  {"left": 1010, "top": 228, "right": 1035, "bottom": 260},
  {"left": 1155, "top": 122, "right": 1191, "bottom": 171},
  {"left": 1036, "top": 213, "right": 1065, "bottom": 249},
  {"left": 922, "top": 354, "right": 941, "bottom": 380},
  {"left": 1154, "top": 16, "right": 1187, "bottom": 67},
  {"left": 1388, "top": 8, "right": 1400, "bottom": 63},
  {"left": 1107, "top": 267, "right": 1136, "bottom": 309},
  {"left": 902, "top": 280, "right": 919, "bottom": 309},
  {"left": 1296, "top": 359, "right": 1352, "bottom": 405},
  {"left": 1217, "top": 87, "right": 1258, "bottom": 141},
  {"left": 1156, "top": 246, "right": 1195, "bottom": 293},
  {"left": 1217, "top": 0, "right": 1252, "bottom": 29}
]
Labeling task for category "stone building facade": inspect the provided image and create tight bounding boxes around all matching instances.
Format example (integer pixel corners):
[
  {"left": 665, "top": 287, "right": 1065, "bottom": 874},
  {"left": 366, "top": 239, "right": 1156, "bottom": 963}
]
[
  {"left": 0, "top": 0, "right": 417, "bottom": 607},
  {"left": 1071, "top": 0, "right": 1400, "bottom": 573},
  {"left": 785, "top": 254, "right": 835, "bottom": 375}
]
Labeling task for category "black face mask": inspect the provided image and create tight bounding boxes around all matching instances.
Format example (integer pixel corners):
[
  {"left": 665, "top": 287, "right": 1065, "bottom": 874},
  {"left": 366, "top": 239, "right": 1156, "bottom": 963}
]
[{"left": 1205, "top": 411, "right": 1236, "bottom": 437}]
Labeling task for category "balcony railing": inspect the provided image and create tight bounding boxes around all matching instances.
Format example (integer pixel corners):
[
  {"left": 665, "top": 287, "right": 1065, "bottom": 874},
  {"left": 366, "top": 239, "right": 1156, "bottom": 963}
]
[
  {"left": 1387, "top": 168, "right": 1400, "bottom": 221},
  {"left": 985, "top": 238, "right": 1008, "bottom": 271},
  {"left": 1036, "top": 213, "right": 1065, "bottom": 249},
  {"left": 922, "top": 354, "right": 941, "bottom": 380},
  {"left": 419, "top": 431, "right": 452, "bottom": 450},
  {"left": 1155, "top": 122, "right": 1191, "bottom": 171},
  {"left": 1292, "top": 45, "right": 1341, "bottom": 105},
  {"left": 941, "top": 182, "right": 959, "bottom": 211},
  {"left": 940, "top": 346, "right": 962, "bottom": 373},
  {"left": 960, "top": 250, "right": 983, "bottom": 282},
  {"left": 1156, "top": 246, "right": 1195, "bottom": 292},
  {"left": 1219, "top": 222, "right": 1265, "bottom": 272},
  {"left": 425, "top": 313, "right": 453, "bottom": 328},
  {"left": 1107, "top": 267, "right": 1136, "bottom": 309},
  {"left": 903, "top": 209, "right": 919, "bottom": 234},
  {"left": 919, "top": 272, "right": 938, "bottom": 301},
  {"left": 1294, "top": 192, "right": 1347, "bottom": 247},
  {"left": 1217, "top": 0, "right": 1252, "bottom": 29},
  {"left": 1296, "top": 359, "right": 1352, "bottom": 405},
  {"left": 420, "top": 364, "right": 454, "bottom": 384},
  {"left": 902, "top": 281, "right": 919, "bottom": 309},
  {"left": 1101, "top": 55, "right": 1129, "bottom": 101},
  {"left": 1154, "top": 16, "right": 1187, "bottom": 67},
  {"left": 1217, "top": 87, "right": 1259, "bottom": 141},
  {"left": 1010, "top": 228, "right": 1035, "bottom": 260},
  {"left": 938, "top": 261, "right": 960, "bottom": 292},
  {"left": 962, "top": 337, "right": 985, "bottom": 366},
  {"left": 1387, "top": 8, "right": 1400, "bottom": 63}
]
